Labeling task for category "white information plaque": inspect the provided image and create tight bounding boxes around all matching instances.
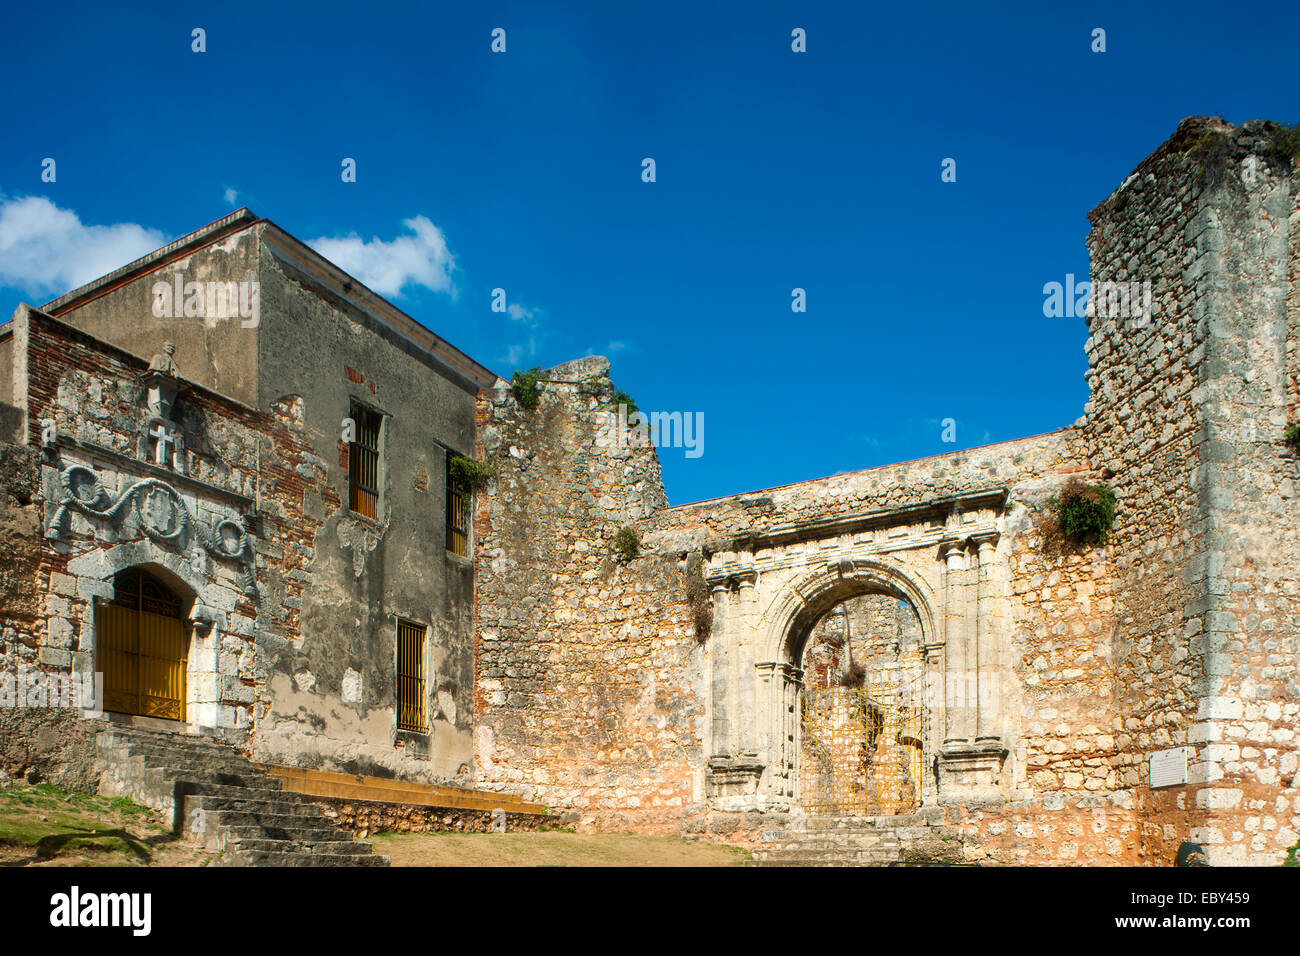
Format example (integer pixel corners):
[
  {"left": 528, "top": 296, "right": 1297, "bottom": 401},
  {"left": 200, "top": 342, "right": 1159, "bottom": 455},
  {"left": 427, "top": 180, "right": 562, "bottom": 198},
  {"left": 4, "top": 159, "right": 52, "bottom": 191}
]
[{"left": 1149, "top": 746, "right": 1189, "bottom": 788}]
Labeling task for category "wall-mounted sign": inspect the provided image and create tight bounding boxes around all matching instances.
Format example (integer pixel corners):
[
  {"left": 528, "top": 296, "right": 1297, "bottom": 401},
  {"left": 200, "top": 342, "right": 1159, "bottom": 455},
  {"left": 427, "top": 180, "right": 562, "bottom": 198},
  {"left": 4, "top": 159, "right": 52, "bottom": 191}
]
[{"left": 1150, "top": 747, "right": 1189, "bottom": 788}]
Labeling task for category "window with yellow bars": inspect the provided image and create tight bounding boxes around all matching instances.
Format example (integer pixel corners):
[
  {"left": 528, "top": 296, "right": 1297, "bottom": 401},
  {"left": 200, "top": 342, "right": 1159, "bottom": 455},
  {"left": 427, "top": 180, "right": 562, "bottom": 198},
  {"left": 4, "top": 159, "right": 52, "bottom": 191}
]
[
  {"left": 396, "top": 619, "right": 428, "bottom": 733},
  {"left": 348, "top": 403, "right": 382, "bottom": 519},
  {"left": 447, "top": 457, "right": 470, "bottom": 557}
]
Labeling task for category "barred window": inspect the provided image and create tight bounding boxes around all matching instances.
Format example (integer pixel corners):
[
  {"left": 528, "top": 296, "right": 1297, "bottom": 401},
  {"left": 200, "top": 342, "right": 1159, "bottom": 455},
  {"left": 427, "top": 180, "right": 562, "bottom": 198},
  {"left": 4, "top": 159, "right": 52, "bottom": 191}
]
[
  {"left": 447, "top": 457, "right": 469, "bottom": 557},
  {"left": 348, "top": 402, "right": 382, "bottom": 519},
  {"left": 396, "top": 619, "right": 428, "bottom": 733}
]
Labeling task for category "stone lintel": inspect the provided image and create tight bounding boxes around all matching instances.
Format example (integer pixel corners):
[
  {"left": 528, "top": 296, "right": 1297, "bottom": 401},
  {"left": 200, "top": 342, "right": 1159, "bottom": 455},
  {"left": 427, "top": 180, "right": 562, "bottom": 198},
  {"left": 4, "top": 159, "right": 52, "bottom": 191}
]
[{"left": 728, "top": 488, "right": 1009, "bottom": 553}]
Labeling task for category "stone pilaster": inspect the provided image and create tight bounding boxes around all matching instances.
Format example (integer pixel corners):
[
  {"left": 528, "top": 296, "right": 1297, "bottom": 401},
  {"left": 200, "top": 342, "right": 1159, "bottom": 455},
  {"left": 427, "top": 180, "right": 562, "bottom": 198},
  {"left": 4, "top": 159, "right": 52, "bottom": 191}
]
[
  {"left": 734, "top": 570, "right": 758, "bottom": 758},
  {"left": 708, "top": 580, "right": 732, "bottom": 758},
  {"left": 972, "top": 531, "right": 1001, "bottom": 744},
  {"left": 940, "top": 537, "right": 969, "bottom": 746}
]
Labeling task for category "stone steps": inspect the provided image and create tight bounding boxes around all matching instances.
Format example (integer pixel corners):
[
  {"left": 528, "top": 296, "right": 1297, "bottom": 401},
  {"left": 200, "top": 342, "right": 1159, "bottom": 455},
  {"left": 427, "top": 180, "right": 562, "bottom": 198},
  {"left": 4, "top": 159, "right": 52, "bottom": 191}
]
[
  {"left": 219, "top": 848, "right": 390, "bottom": 867},
  {"left": 95, "top": 725, "right": 389, "bottom": 867},
  {"left": 221, "top": 823, "right": 355, "bottom": 843},
  {"left": 745, "top": 814, "right": 960, "bottom": 866},
  {"left": 223, "top": 837, "right": 375, "bottom": 856}
]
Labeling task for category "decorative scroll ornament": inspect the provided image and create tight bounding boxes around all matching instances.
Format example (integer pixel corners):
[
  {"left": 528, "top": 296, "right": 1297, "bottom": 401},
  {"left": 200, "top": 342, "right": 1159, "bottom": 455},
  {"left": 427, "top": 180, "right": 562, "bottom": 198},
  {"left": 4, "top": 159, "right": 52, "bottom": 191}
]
[{"left": 47, "top": 464, "right": 257, "bottom": 598}]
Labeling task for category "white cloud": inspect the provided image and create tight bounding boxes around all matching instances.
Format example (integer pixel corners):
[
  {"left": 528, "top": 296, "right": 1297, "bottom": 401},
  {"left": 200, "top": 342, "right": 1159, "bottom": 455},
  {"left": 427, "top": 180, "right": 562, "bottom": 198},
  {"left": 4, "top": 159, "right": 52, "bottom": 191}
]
[
  {"left": 605, "top": 340, "right": 631, "bottom": 354},
  {"left": 307, "top": 216, "right": 456, "bottom": 298},
  {"left": 499, "top": 297, "right": 546, "bottom": 368},
  {"left": 0, "top": 195, "right": 168, "bottom": 299},
  {"left": 223, "top": 187, "right": 241, "bottom": 206}
]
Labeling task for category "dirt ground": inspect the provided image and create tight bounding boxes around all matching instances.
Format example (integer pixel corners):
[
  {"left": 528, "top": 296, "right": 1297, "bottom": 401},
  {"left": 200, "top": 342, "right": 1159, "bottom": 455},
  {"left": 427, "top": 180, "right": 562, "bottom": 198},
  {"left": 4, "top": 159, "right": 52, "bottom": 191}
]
[
  {"left": 0, "top": 783, "right": 212, "bottom": 867},
  {"left": 370, "top": 830, "right": 750, "bottom": 867}
]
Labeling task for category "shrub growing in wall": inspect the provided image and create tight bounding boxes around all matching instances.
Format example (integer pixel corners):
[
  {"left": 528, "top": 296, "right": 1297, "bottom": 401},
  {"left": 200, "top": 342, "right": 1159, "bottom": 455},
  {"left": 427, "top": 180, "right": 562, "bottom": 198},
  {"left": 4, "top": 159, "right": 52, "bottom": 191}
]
[
  {"left": 611, "top": 388, "right": 638, "bottom": 417},
  {"left": 1264, "top": 122, "right": 1300, "bottom": 164},
  {"left": 1041, "top": 478, "right": 1116, "bottom": 548},
  {"left": 614, "top": 526, "right": 640, "bottom": 563},
  {"left": 683, "top": 554, "right": 713, "bottom": 639},
  {"left": 510, "top": 368, "right": 543, "bottom": 410},
  {"left": 449, "top": 454, "right": 496, "bottom": 492},
  {"left": 1284, "top": 423, "right": 1300, "bottom": 454}
]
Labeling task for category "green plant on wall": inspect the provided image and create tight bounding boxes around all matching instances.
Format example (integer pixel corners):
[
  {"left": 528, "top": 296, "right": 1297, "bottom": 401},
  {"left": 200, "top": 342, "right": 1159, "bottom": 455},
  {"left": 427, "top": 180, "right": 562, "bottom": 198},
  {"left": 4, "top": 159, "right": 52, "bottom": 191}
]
[
  {"left": 1285, "top": 423, "right": 1300, "bottom": 453},
  {"left": 614, "top": 526, "right": 640, "bottom": 563},
  {"left": 1043, "top": 478, "right": 1116, "bottom": 547},
  {"left": 1186, "top": 127, "right": 1235, "bottom": 175},
  {"left": 1264, "top": 122, "right": 1300, "bottom": 164},
  {"left": 683, "top": 553, "right": 713, "bottom": 639},
  {"left": 511, "top": 367, "right": 543, "bottom": 410},
  {"left": 449, "top": 454, "right": 496, "bottom": 493},
  {"left": 611, "top": 388, "right": 639, "bottom": 417}
]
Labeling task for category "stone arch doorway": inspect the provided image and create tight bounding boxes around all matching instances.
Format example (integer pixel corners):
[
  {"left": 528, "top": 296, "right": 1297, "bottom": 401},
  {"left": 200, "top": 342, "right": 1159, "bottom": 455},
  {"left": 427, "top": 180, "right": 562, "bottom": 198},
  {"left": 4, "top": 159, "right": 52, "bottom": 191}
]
[
  {"left": 754, "top": 559, "right": 940, "bottom": 813},
  {"left": 798, "top": 593, "right": 928, "bottom": 816},
  {"left": 97, "top": 567, "right": 193, "bottom": 721}
]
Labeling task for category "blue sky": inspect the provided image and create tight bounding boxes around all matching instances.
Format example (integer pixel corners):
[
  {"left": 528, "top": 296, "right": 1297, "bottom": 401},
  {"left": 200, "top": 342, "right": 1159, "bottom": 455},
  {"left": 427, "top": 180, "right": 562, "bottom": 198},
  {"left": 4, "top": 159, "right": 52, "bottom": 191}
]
[{"left": 1, "top": 0, "right": 1295, "bottom": 504}]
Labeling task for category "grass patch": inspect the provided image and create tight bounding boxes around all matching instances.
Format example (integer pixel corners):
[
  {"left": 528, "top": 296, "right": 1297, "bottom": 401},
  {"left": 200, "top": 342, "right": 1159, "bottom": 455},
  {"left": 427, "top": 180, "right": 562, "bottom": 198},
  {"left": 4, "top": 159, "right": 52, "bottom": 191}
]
[
  {"left": 0, "top": 783, "right": 209, "bottom": 867},
  {"left": 370, "top": 830, "right": 750, "bottom": 867}
]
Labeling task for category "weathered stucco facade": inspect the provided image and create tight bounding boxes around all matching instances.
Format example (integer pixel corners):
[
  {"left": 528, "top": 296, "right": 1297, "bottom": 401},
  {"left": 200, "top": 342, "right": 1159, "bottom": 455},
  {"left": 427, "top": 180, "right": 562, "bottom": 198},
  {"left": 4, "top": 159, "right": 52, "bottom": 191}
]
[
  {"left": 1, "top": 212, "right": 496, "bottom": 787},
  {"left": 0, "top": 117, "right": 1296, "bottom": 865}
]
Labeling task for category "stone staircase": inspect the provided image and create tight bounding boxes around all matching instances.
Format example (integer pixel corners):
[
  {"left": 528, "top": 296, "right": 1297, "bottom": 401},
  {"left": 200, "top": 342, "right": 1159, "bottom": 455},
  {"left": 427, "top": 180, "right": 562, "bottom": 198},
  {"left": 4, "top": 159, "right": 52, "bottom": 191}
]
[
  {"left": 95, "top": 725, "right": 388, "bottom": 867},
  {"left": 747, "top": 813, "right": 965, "bottom": 867}
]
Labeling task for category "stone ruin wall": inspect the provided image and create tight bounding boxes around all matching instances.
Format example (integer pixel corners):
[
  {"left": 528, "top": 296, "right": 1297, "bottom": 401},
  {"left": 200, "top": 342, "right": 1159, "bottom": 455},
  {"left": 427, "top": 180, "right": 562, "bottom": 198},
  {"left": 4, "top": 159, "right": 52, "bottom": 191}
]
[
  {"left": 472, "top": 364, "right": 1153, "bottom": 860},
  {"left": 1081, "top": 118, "right": 1300, "bottom": 865},
  {"left": 467, "top": 118, "right": 1300, "bottom": 863},
  {"left": 471, "top": 357, "right": 707, "bottom": 832}
]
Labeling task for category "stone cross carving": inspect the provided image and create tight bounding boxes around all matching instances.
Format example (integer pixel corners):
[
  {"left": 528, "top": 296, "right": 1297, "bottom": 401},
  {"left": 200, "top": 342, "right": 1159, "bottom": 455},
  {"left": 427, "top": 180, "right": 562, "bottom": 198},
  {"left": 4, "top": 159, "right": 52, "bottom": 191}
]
[
  {"left": 148, "top": 341, "right": 179, "bottom": 376},
  {"left": 149, "top": 421, "right": 176, "bottom": 466}
]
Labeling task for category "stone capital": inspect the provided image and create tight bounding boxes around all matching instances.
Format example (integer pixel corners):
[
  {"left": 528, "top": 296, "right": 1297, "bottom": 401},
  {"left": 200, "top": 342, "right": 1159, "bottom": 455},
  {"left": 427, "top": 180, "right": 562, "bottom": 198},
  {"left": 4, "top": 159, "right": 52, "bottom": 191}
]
[
  {"left": 939, "top": 536, "right": 968, "bottom": 555},
  {"left": 939, "top": 537, "right": 968, "bottom": 569}
]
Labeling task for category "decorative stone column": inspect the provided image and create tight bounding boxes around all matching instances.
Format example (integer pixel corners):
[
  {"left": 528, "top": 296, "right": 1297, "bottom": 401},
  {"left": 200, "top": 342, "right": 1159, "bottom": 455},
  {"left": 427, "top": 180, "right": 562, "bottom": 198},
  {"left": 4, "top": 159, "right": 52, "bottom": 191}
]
[
  {"left": 708, "top": 580, "right": 732, "bottom": 758},
  {"left": 939, "top": 537, "right": 969, "bottom": 747},
  {"left": 937, "top": 531, "right": 1008, "bottom": 805},
  {"left": 734, "top": 569, "right": 758, "bottom": 759},
  {"left": 705, "top": 573, "right": 763, "bottom": 809},
  {"left": 756, "top": 660, "right": 802, "bottom": 806},
  {"left": 972, "top": 531, "right": 1002, "bottom": 745}
]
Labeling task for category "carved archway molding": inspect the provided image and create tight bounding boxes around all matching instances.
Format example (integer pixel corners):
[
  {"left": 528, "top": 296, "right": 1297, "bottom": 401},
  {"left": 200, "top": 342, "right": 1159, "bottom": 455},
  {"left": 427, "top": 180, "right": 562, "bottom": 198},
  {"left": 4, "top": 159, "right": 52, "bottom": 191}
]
[{"left": 759, "top": 555, "right": 940, "bottom": 667}]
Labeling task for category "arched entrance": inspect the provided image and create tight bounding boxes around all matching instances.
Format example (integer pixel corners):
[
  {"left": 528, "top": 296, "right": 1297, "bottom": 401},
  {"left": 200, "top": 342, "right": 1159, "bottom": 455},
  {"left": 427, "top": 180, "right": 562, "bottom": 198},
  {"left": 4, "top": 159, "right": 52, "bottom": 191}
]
[
  {"left": 798, "top": 594, "right": 928, "bottom": 815},
  {"left": 751, "top": 558, "right": 940, "bottom": 813},
  {"left": 97, "top": 568, "right": 191, "bottom": 721}
]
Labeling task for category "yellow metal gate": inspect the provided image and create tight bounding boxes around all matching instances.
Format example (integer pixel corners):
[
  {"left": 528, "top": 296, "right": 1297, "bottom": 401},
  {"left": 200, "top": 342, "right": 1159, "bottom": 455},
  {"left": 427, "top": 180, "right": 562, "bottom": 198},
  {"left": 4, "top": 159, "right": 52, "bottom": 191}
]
[
  {"left": 799, "top": 673, "right": 927, "bottom": 816},
  {"left": 98, "top": 570, "right": 187, "bottom": 721}
]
